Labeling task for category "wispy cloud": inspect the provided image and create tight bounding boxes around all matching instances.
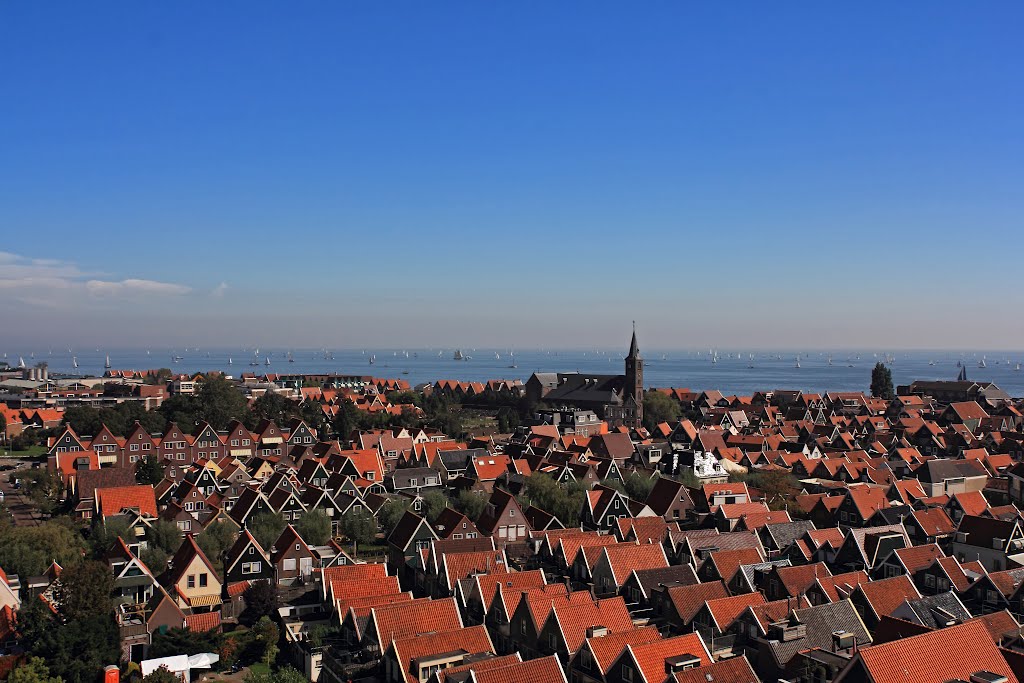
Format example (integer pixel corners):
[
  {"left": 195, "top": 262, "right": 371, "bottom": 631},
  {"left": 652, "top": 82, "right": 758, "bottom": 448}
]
[
  {"left": 0, "top": 251, "right": 192, "bottom": 307},
  {"left": 211, "top": 282, "right": 228, "bottom": 298},
  {"left": 86, "top": 279, "right": 191, "bottom": 296}
]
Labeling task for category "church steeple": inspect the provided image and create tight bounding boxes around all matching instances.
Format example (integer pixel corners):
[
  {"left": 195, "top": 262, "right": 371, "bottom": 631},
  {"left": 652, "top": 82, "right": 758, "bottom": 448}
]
[
  {"left": 628, "top": 321, "right": 640, "bottom": 359},
  {"left": 623, "top": 322, "right": 644, "bottom": 428}
]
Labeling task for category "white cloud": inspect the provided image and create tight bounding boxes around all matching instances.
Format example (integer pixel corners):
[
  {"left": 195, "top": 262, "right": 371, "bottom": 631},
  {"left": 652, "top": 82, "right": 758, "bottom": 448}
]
[
  {"left": 0, "top": 252, "right": 192, "bottom": 307},
  {"left": 211, "top": 282, "right": 229, "bottom": 298},
  {"left": 86, "top": 279, "right": 191, "bottom": 296}
]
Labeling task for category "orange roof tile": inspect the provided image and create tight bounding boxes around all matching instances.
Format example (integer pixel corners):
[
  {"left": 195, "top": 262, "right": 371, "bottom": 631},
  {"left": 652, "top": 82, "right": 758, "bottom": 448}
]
[
  {"left": 856, "top": 620, "right": 1018, "bottom": 683},
  {"left": 704, "top": 592, "right": 766, "bottom": 631},
  {"left": 627, "top": 633, "right": 710, "bottom": 683}
]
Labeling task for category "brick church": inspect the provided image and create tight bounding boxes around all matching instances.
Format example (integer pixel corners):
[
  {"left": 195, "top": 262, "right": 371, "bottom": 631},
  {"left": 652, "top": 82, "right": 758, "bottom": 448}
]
[{"left": 524, "top": 326, "right": 644, "bottom": 428}]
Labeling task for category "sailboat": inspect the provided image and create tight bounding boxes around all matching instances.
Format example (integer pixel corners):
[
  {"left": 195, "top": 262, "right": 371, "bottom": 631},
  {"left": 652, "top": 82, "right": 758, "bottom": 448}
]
[
  {"left": 228, "top": 357, "right": 233, "bottom": 365},
  {"left": 287, "top": 352, "right": 295, "bottom": 363},
  {"left": 1016, "top": 363, "right": 1021, "bottom": 372},
  {"left": 18, "top": 356, "right": 26, "bottom": 369},
  {"left": 369, "top": 355, "right": 376, "bottom": 366},
  {"left": 105, "top": 354, "right": 111, "bottom": 369},
  {"left": 979, "top": 356, "right": 987, "bottom": 369},
  {"left": 794, "top": 356, "right": 801, "bottom": 369},
  {"left": 264, "top": 356, "right": 271, "bottom": 366},
  {"left": 507, "top": 351, "right": 517, "bottom": 369},
  {"left": 928, "top": 360, "right": 935, "bottom": 366},
  {"left": 453, "top": 349, "right": 464, "bottom": 361},
  {"left": 72, "top": 356, "right": 78, "bottom": 369}
]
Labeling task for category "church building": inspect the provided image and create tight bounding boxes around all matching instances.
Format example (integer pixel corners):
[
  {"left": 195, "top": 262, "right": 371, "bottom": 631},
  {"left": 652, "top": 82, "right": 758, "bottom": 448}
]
[{"left": 524, "top": 326, "right": 644, "bottom": 429}]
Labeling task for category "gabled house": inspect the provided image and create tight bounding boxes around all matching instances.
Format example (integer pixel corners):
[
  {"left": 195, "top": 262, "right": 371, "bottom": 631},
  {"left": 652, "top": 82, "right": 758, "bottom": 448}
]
[
  {"left": 224, "top": 529, "right": 274, "bottom": 585},
  {"left": 271, "top": 525, "right": 316, "bottom": 586},
  {"left": 162, "top": 535, "right": 223, "bottom": 611}
]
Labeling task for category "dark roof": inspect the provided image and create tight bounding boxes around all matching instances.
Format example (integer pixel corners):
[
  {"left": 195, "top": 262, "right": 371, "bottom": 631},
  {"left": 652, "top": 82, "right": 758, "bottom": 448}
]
[
  {"left": 537, "top": 373, "right": 625, "bottom": 406},
  {"left": 767, "top": 599, "right": 871, "bottom": 667},
  {"left": 629, "top": 565, "right": 699, "bottom": 595},
  {"left": 918, "top": 458, "right": 988, "bottom": 483},
  {"left": 897, "top": 592, "right": 972, "bottom": 628},
  {"left": 76, "top": 467, "right": 136, "bottom": 500},
  {"left": 763, "top": 520, "right": 816, "bottom": 549},
  {"left": 388, "top": 511, "right": 435, "bottom": 551}
]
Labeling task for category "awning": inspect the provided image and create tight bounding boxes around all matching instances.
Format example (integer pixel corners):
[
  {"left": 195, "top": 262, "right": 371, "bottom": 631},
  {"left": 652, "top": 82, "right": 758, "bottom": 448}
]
[{"left": 184, "top": 593, "right": 221, "bottom": 607}]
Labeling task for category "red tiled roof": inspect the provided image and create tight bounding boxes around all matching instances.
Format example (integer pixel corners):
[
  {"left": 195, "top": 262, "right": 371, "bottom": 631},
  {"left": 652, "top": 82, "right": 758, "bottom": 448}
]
[
  {"left": 551, "top": 595, "right": 635, "bottom": 653},
  {"left": 626, "top": 633, "right": 710, "bottom": 683},
  {"left": 371, "top": 597, "right": 462, "bottom": 645},
  {"left": 184, "top": 610, "right": 221, "bottom": 632},
  {"left": 472, "top": 655, "right": 566, "bottom": 683},
  {"left": 705, "top": 548, "right": 764, "bottom": 584},
  {"left": 603, "top": 543, "right": 668, "bottom": 586},
  {"left": 96, "top": 485, "right": 158, "bottom": 517},
  {"left": 892, "top": 544, "right": 944, "bottom": 574},
  {"left": 585, "top": 626, "right": 662, "bottom": 674},
  {"left": 672, "top": 657, "right": 759, "bottom": 683},
  {"left": 814, "top": 571, "right": 870, "bottom": 603},
  {"left": 667, "top": 581, "right": 729, "bottom": 624},
  {"left": 390, "top": 625, "right": 494, "bottom": 683},
  {"left": 856, "top": 620, "right": 1018, "bottom": 683},
  {"left": 704, "top": 592, "right": 766, "bottom": 630},
  {"left": 857, "top": 575, "right": 920, "bottom": 620}
]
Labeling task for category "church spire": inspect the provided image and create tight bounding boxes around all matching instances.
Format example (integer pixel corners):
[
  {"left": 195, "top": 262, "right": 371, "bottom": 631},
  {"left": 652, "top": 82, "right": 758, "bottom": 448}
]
[{"left": 628, "top": 320, "right": 640, "bottom": 359}]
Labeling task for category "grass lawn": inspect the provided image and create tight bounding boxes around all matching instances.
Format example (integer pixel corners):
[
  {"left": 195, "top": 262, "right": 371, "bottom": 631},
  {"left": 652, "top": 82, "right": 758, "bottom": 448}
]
[
  {"left": 247, "top": 664, "right": 270, "bottom": 677},
  {"left": 1, "top": 444, "right": 47, "bottom": 459}
]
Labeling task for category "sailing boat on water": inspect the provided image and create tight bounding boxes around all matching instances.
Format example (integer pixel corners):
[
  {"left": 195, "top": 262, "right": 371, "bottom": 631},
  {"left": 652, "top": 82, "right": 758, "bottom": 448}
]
[
  {"left": 1015, "top": 362, "right": 1021, "bottom": 372},
  {"left": 795, "top": 356, "right": 801, "bottom": 369},
  {"left": 287, "top": 352, "right": 295, "bottom": 363},
  {"left": 507, "top": 351, "right": 517, "bottom": 369},
  {"left": 228, "top": 357, "right": 233, "bottom": 365},
  {"left": 105, "top": 354, "right": 111, "bottom": 369},
  {"left": 453, "top": 349, "right": 465, "bottom": 361},
  {"left": 18, "top": 356, "right": 26, "bottom": 369},
  {"left": 72, "top": 356, "right": 78, "bottom": 369},
  {"left": 369, "top": 354, "right": 376, "bottom": 366},
  {"left": 979, "top": 356, "right": 987, "bottom": 369},
  {"left": 264, "top": 356, "right": 271, "bottom": 366}
]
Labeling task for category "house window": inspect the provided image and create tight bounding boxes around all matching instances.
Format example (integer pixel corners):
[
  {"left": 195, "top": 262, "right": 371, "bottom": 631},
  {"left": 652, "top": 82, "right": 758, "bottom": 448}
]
[
  {"left": 283, "top": 558, "right": 297, "bottom": 571},
  {"left": 199, "top": 574, "right": 208, "bottom": 588},
  {"left": 187, "top": 575, "right": 195, "bottom": 589},
  {"left": 622, "top": 665, "right": 633, "bottom": 682},
  {"left": 581, "top": 650, "right": 592, "bottom": 671},
  {"left": 510, "top": 509, "right": 515, "bottom": 517},
  {"left": 243, "top": 562, "right": 262, "bottom": 574}
]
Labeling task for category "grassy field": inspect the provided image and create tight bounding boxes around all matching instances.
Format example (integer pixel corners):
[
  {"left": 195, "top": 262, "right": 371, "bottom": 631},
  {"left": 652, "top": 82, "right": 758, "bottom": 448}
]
[{"left": 0, "top": 444, "right": 47, "bottom": 459}]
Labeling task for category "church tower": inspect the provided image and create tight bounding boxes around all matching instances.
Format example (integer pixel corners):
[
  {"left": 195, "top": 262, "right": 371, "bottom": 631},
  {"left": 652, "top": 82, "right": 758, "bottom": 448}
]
[{"left": 623, "top": 323, "right": 644, "bottom": 427}]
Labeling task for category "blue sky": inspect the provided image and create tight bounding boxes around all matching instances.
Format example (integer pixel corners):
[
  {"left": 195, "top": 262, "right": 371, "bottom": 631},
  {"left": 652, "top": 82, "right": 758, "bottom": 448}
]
[{"left": 1, "top": 2, "right": 1022, "bottom": 349}]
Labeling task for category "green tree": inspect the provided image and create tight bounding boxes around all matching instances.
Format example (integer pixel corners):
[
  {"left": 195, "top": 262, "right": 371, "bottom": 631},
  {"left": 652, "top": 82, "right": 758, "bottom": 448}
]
[
  {"left": 244, "top": 667, "right": 307, "bottom": 683},
  {"left": 141, "top": 666, "right": 179, "bottom": 683},
  {"left": 55, "top": 560, "right": 114, "bottom": 621},
  {"left": 89, "top": 517, "right": 133, "bottom": 557},
  {"left": 642, "top": 391, "right": 681, "bottom": 431},
  {"left": 159, "top": 394, "right": 202, "bottom": 430},
  {"left": 377, "top": 499, "right": 409, "bottom": 537},
  {"left": 870, "top": 362, "right": 895, "bottom": 400},
  {"left": 248, "top": 511, "right": 286, "bottom": 551},
  {"left": 245, "top": 393, "right": 299, "bottom": 431},
  {"left": 339, "top": 508, "right": 377, "bottom": 546},
  {"left": 331, "top": 399, "right": 362, "bottom": 443},
  {"left": 8, "top": 657, "right": 64, "bottom": 683},
  {"left": 196, "top": 520, "right": 238, "bottom": 579},
  {"left": 148, "top": 519, "right": 184, "bottom": 555},
  {"left": 522, "top": 473, "right": 587, "bottom": 527},
  {"left": 295, "top": 508, "right": 332, "bottom": 546},
  {"left": 16, "top": 468, "right": 62, "bottom": 515},
  {"left": 61, "top": 406, "right": 103, "bottom": 437},
  {"left": 252, "top": 616, "right": 280, "bottom": 666},
  {"left": 622, "top": 471, "right": 656, "bottom": 501},
  {"left": 241, "top": 579, "right": 278, "bottom": 626},
  {"left": 135, "top": 454, "right": 164, "bottom": 485},
  {"left": 148, "top": 627, "right": 221, "bottom": 659},
  {"left": 421, "top": 490, "right": 449, "bottom": 523},
  {"left": 455, "top": 490, "right": 487, "bottom": 521},
  {"left": 0, "top": 520, "right": 87, "bottom": 579},
  {"left": 17, "top": 598, "right": 120, "bottom": 683},
  {"left": 196, "top": 376, "right": 249, "bottom": 431}
]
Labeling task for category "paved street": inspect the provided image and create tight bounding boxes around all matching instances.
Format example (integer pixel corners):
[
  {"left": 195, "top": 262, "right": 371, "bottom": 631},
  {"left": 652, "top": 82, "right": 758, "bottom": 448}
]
[{"left": 0, "top": 458, "right": 42, "bottom": 527}]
